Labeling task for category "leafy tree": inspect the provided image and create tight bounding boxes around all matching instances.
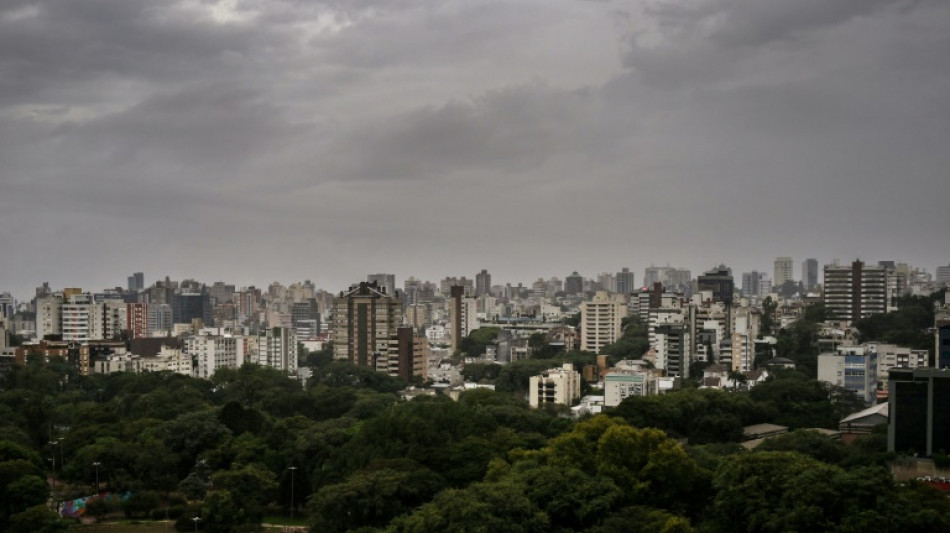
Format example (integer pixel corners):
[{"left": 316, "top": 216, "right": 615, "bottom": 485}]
[
  {"left": 308, "top": 460, "right": 446, "bottom": 533},
  {"left": 309, "top": 361, "right": 406, "bottom": 393},
  {"left": 211, "top": 463, "right": 277, "bottom": 522},
  {"left": 8, "top": 505, "right": 70, "bottom": 533},
  {"left": 459, "top": 327, "right": 501, "bottom": 356},
  {"left": 178, "top": 472, "right": 208, "bottom": 501},
  {"left": 461, "top": 362, "right": 502, "bottom": 382},
  {"left": 389, "top": 480, "right": 550, "bottom": 533}
]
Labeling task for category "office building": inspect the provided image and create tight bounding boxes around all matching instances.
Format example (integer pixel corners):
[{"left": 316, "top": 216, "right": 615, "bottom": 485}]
[
  {"left": 802, "top": 258, "right": 819, "bottom": 290},
  {"left": 888, "top": 368, "right": 950, "bottom": 457},
  {"left": 936, "top": 312, "right": 950, "bottom": 369},
  {"left": 332, "top": 281, "right": 403, "bottom": 367},
  {"left": 697, "top": 266, "right": 734, "bottom": 305},
  {"left": 823, "top": 260, "right": 888, "bottom": 322},
  {"left": 937, "top": 264, "right": 950, "bottom": 286},
  {"left": 580, "top": 291, "right": 627, "bottom": 352},
  {"left": 127, "top": 272, "right": 145, "bottom": 292}
]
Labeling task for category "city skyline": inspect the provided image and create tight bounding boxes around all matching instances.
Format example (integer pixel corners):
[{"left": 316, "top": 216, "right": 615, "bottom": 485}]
[
  {"left": 2, "top": 254, "right": 941, "bottom": 303},
  {"left": 1, "top": 1, "right": 948, "bottom": 301}
]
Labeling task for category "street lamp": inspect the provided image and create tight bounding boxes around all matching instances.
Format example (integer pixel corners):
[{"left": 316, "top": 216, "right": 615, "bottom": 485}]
[
  {"left": 286, "top": 466, "right": 298, "bottom": 524},
  {"left": 92, "top": 462, "right": 101, "bottom": 494},
  {"left": 192, "top": 516, "right": 202, "bottom": 532},
  {"left": 48, "top": 441, "right": 59, "bottom": 492}
]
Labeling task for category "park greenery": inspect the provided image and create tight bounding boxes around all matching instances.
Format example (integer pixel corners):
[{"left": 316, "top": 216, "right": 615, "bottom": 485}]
[
  {"left": 1, "top": 290, "right": 947, "bottom": 532},
  {"left": 2, "top": 351, "right": 949, "bottom": 532}
]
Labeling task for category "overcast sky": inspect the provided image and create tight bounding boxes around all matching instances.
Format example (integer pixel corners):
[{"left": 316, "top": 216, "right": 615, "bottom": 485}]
[{"left": 1, "top": 0, "right": 948, "bottom": 299}]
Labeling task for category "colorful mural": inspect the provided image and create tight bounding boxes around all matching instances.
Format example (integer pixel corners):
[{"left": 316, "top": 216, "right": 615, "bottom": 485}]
[{"left": 59, "top": 491, "right": 130, "bottom": 518}]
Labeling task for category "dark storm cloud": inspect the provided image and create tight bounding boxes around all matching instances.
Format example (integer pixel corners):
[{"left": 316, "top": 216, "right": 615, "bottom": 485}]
[{"left": 0, "top": 0, "right": 948, "bottom": 297}]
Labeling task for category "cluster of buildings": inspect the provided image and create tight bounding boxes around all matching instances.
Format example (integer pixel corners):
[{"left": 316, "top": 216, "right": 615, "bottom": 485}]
[{"left": 1, "top": 257, "right": 947, "bottom": 407}]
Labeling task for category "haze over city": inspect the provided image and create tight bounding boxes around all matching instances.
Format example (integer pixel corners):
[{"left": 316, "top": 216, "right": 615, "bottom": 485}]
[{"left": 1, "top": 0, "right": 948, "bottom": 298}]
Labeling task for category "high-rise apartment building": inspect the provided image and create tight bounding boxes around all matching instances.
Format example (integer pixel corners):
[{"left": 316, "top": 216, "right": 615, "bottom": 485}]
[
  {"left": 565, "top": 272, "right": 584, "bottom": 296},
  {"left": 35, "top": 294, "right": 62, "bottom": 340},
  {"left": 475, "top": 269, "right": 491, "bottom": 297},
  {"left": 616, "top": 268, "right": 635, "bottom": 295},
  {"left": 580, "top": 291, "right": 627, "bottom": 352},
  {"left": 257, "top": 327, "right": 298, "bottom": 373},
  {"left": 802, "top": 258, "right": 819, "bottom": 290},
  {"left": 126, "top": 302, "right": 148, "bottom": 339},
  {"left": 450, "top": 286, "right": 479, "bottom": 351},
  {"left": 774, "top": 257, "right": 794, "bottom": 287},
  {"left": 290, "top": 299, "right": 321, "bottom": 339},
  {"left": 823, "top": 260, "right": 888, "bottom": 322},
  {"left": 0, "top": 292, "right": 15, "bottom": 319},
  {"left": 378, "top": 327, "right": 429, "bottom": 381},
  {"left": 697, "top": 266, "right": 734, "bottom": 305},
  {"left": 332, "top": 281, "right": 403, "bottom": 367}
]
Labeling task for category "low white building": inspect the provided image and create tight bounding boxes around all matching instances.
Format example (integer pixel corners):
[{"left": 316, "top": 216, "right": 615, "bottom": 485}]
[{"left": 529, "top": 363, "right": 581, "bottom": 408}]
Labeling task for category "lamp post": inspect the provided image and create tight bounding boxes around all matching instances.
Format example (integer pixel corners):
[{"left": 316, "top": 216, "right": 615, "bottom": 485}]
[
  {"left": 48, "top": 441, "right": 59, "bottom": 492},
  {"left": 192, "top": 516, "right": 202, "bottom": 532},
  {"left": 286, "top": 466, "right": 298, "bottom": 524},
  {"left": 93, "top": 462, "right": 101, "bottom": 494}
]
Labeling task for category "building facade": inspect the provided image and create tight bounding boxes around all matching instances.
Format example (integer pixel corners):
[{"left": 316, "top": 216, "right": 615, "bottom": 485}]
[
  {"left": 332, "top": 282, "right": 403, "bottom": 367},
  {"left": 529, "top": 363, "right": 581, "bottom": 408},
  {"left": 580, "top": 291, "right": 627, "bottom": 353},
  {"left": 823, "top": 260, "right": 888, "bottom": 322}
]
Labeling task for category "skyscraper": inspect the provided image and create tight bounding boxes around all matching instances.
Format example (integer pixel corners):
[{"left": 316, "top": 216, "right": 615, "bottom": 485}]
[
  {"left": 774, "top": 257, "right": 793, "bottom": 287},
  {"left": 802, "top": 258, "right": 819, "bottom": 290},
  {"left": 616, "top": 268, "right": 635, "bottom": 295},
  {"left": 127, "top": 272, "right": 144, "bottom": 292},
  {"left": 475, "top": 269, "right": 491, "bottom": 297}
]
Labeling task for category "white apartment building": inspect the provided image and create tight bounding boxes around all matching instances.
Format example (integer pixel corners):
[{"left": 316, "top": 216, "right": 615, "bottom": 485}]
[
  {"left": 871, "top": 342, "right": 929, "bottom": 387},
  {"left": 187, "top": 334, "right": 245, "bottom": 379},
  {"left": 36, "top": 294, "right": 63, "bottom": 340},
  {"left": 257, "top": 327, "right": 298, "bottom": 373},
  {"left": 580, "top": 291, "right": 627, "bottom": 352},
  {"left": 139, "top": 346, "right": 193, "bottom": 375},
  {"left": 529, "top": 363, "right": 581, "bottom": 408},
  {"left": 817, "top": 346, "right": 878, "bottom": 404},
  {"left": 604, "top": 368, "right": 656, "bottom": 407}
]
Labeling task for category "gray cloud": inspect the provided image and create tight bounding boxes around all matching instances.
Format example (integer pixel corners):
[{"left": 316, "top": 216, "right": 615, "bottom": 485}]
[{"left": 0, "top": 0, "right": 948, "bottom": 297}]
